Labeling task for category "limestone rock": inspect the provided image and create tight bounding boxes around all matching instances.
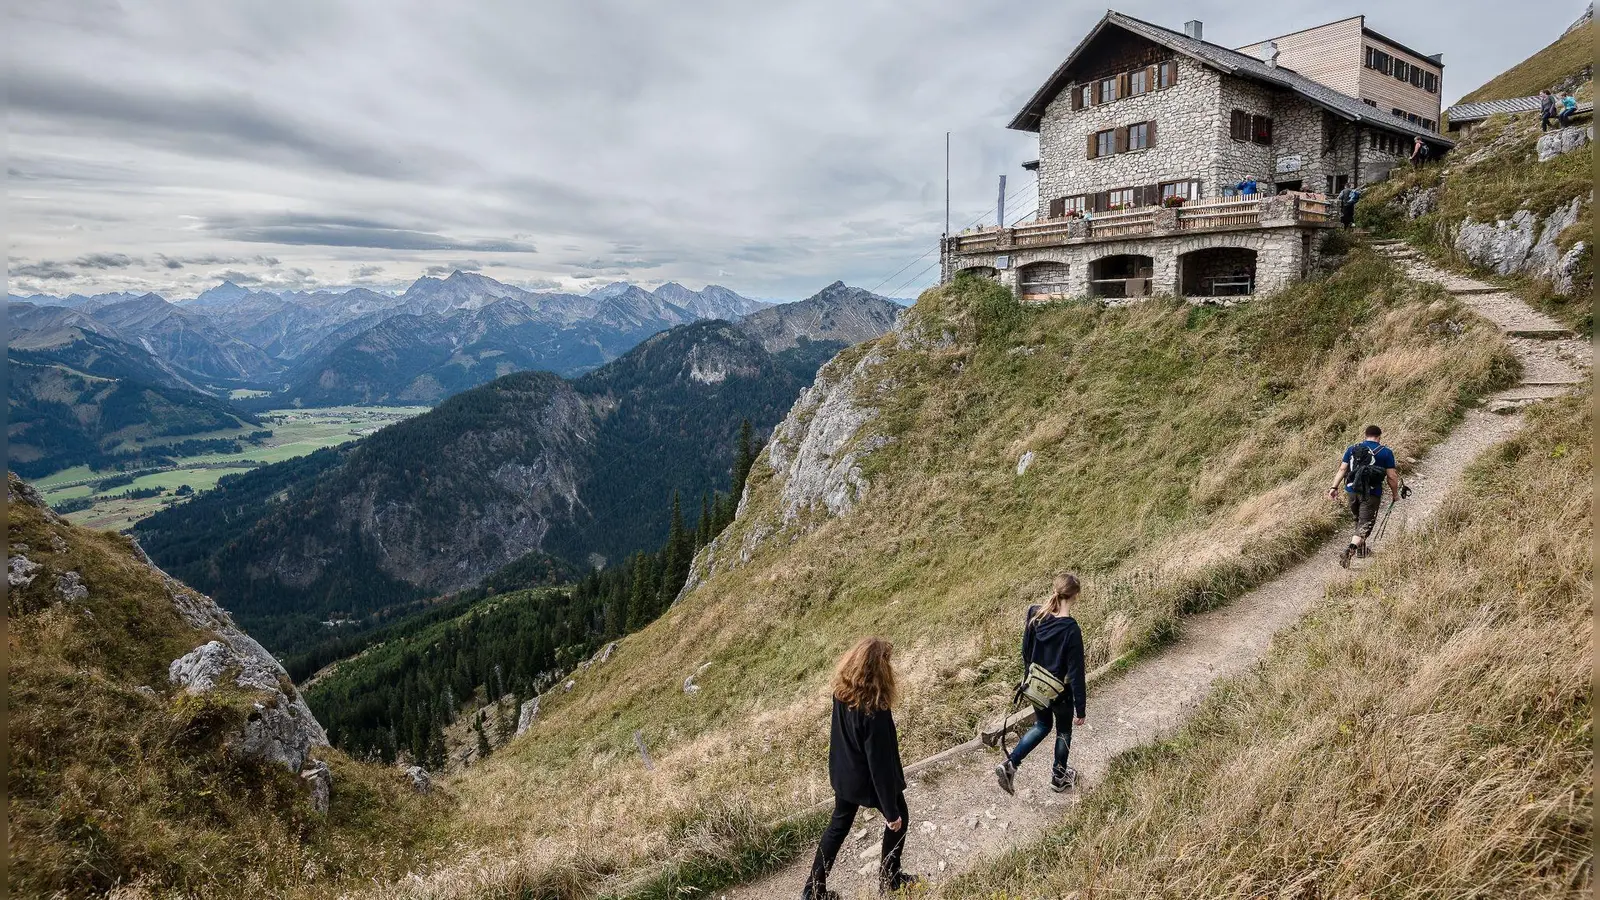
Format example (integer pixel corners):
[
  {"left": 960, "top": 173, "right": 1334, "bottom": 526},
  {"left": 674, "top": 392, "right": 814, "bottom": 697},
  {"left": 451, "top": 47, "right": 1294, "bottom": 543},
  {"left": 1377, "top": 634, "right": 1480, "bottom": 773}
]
[
  {"left": 766, "top": 346, "right": 890, "bottom": 526},
  {"left": 1537, "top": 125, "right": 1591, "bottom": 162},
  {"left": 135, "top": 685, "right": 159, "bottom": 699},
  {"left": 169, "top": 637, "right": 327, "bottom": 773},
  {"left": 54, "top": 571, "right": 88, "bottom": 603},
  {"left": 1555, "top": 241, "right": 1589, "bottom": 295},
  {"left": 1016, "top": 451, "right": 1036, "bottom": 476},
  {"left": 683, "top": 674, "right": 701, "bottom": 695},
  {"left": 1402, "top": 186, "right": 1438, "bottom": 219},
  {"left": 403, "top": 764, "right": 432, "bottom": 794},
  {"left": 301, "top": 760, "right": 332, "bottom": 814},
  {"left": 1455, "top": 198, "right": 1586, "bottom": 294},
  {"left": 8, "top": 554, "right": 41, "bottom": 588},
  {"left": 515, "top": 696, "right": 541, "bottom": 736}
]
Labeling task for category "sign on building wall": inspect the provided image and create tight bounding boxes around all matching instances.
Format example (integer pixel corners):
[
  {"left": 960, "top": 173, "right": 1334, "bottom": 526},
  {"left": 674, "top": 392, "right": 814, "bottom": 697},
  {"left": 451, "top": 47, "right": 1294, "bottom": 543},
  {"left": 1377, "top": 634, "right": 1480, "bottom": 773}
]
[
  {"left": 995, "top": 255, "right": 1011, "bottom": 269},
  {"left": 1275, "top": 154, "right": 1304, "bottom": 174}
]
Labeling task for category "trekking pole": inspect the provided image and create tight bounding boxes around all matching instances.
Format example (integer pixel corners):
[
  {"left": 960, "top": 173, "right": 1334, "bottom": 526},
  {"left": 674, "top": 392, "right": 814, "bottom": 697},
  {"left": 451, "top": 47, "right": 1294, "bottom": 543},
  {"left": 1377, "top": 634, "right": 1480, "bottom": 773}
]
[{"left": 1372, "top": 499, "right": 1397, "bottom": 543}]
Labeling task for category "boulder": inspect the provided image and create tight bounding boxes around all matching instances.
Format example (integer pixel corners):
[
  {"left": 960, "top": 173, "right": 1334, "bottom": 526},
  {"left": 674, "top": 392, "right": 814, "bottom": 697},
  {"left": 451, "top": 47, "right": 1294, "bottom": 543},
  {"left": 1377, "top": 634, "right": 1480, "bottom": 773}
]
[
  {"left": 169, "top": 638, "right": 327, "bottom": 773},
  {"left": 8, "top": 554, "right": 41, "bottom": 588},
  {"left": 1537, "top": 125, "right": 1591, "bottom": 162},
  {"left": 1455, "top": 197, "right": 1585, "bottom": 293},
  {"left": 1403, "top": 186, "right": 1438, "bottom": 219},
  {"left": 515, "top": 696, "right": 541, "bottom": 736},
  {"left": 1016, "top": 451, "right": 1036, "bottom": 476},
  {"left": 54, "top": 571, "right": 88, "bottom": 603},
  {"left": 301, "top": 760, "right": 332, "bottom": 814},
  {"left": 403, "top": 765, "right": 432, "bottom": 794}
]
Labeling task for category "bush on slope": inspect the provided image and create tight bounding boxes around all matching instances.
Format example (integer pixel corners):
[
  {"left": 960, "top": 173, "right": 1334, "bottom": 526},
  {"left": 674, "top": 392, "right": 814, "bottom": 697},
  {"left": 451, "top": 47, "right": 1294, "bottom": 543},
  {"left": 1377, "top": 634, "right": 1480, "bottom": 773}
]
[{"left": 949, "top": 395, "right": 1591, "bottom": 899}]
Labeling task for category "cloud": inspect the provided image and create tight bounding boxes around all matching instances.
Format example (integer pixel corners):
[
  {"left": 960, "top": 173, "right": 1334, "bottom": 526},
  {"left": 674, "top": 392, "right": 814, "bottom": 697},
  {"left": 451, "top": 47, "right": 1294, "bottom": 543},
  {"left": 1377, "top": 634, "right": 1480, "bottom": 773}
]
[
  {"left": 11, "top": 261, "right": 75, "bottom": 280},
  {"left": 73, "top": 252, "right": 138, "bottom": 269},
  {"left": 423, "top": 259, "right": 483, "bottom": 276},
  {"left": 206, "top": 214, "right": 537, "bottom": 252},
  {"left": 349, "top": 264, "right": 385, "bottom": 279}
]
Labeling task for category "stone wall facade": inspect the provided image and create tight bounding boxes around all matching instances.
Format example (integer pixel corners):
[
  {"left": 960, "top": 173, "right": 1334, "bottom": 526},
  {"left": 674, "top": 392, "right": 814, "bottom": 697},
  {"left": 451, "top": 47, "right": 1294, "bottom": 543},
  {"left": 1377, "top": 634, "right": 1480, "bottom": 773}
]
[
  {"left": 1036, "top": 53, "right": 1419, "bottom": 211},
  {"left": 950, "top": 223, "right": 1318, "bottom": 301}
]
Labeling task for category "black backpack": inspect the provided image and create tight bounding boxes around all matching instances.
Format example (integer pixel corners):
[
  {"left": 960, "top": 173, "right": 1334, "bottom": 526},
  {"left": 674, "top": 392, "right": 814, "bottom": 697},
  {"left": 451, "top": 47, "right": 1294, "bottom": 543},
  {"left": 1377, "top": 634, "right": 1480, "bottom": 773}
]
[{"left": 1347, "top": 444, "right": 1387, "bottom": 494}]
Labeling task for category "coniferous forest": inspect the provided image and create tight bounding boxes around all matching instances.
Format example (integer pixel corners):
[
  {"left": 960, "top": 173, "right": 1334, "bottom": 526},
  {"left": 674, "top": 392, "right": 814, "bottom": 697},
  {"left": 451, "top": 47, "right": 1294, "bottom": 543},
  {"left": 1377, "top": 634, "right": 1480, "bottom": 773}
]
[{"left": 304, "top": 423, "right": 762, "bottom": 765}]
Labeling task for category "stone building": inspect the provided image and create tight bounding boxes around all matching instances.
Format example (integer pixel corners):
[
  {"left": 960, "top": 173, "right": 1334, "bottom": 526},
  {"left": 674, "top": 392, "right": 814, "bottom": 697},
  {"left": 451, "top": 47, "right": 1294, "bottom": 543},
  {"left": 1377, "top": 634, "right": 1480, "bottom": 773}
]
[{"left": 944, "top": 10, "right": 1453, "bottom": 303}]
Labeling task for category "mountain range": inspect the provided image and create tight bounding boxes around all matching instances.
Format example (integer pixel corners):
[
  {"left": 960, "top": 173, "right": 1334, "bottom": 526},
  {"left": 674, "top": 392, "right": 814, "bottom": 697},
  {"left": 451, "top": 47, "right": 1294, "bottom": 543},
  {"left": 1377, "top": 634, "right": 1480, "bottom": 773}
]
[{"left": 133, "top": 284, "right": 902, "bottom": 652}]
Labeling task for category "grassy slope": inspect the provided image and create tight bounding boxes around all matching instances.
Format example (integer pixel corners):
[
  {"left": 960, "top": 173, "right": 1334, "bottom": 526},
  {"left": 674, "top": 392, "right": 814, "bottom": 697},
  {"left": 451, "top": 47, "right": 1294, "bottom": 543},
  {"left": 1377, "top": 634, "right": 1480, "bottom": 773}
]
[
  {"left": 370, "top": 249, "right": 1515, "bottom": 898},
  {"left": 949, "top": 396, "right": 1591, "bottom": 899},
  {"left": 7, "top": 478, "right": 448, "bottom": 900},
  {"left": 1360, "top": 24, "right": 1593, "bottom": 334},
  {"left": 1458, "top": 20, "right": 1593, "bottom": 104}
]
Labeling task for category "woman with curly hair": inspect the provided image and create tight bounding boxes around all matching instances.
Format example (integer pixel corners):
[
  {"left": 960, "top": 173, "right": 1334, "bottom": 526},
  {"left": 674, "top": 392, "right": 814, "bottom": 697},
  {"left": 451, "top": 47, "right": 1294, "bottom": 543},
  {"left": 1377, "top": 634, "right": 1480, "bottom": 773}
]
[{"left": 801, "top": 637, "right": 923, "bottom": 899}]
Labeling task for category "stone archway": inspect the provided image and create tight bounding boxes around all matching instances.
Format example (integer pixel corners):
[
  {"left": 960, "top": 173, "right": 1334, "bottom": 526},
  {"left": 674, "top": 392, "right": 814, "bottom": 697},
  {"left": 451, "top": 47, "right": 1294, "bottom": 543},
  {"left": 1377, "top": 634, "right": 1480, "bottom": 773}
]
[
  {"left": 1087, "top": 254, "right": 1153, "bottom": 299},
  {"left": 1179, "top": 247, "right": 1258, "bottom": 297},
  {"left": 1017, "top": 261, "right": 1072, "bottom": 302}
]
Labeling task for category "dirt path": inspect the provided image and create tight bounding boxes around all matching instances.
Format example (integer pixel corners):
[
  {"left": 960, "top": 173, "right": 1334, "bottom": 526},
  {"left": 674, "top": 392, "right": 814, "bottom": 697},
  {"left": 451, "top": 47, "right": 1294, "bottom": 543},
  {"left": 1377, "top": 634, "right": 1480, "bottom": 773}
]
[{"left": 720, "top": 245, "right": 1589, "bottom": 900}]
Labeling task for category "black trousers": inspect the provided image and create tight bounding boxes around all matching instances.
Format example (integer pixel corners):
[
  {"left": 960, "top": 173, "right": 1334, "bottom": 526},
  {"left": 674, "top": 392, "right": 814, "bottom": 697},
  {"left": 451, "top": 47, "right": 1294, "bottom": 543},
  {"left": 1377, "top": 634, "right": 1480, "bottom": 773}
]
[{"left": 804, "top": 793, "right": 907, "bottom": 890}]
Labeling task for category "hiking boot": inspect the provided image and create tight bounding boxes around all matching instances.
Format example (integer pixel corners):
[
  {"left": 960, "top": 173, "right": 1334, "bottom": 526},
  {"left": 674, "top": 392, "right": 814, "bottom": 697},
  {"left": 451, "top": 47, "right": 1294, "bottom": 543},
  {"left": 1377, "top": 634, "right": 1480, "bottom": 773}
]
[
  {"left": 801, "top": 885, "right": 840, "bottom": 900},
  {"left": 994, "top": 759, "right": 1017, "bottom": 795},
  {"left": 880, "top": 871, "right": 926, "bottom": 895},
  {"left": 1050, "top": 765, "right": 1077, "bottom": 793},
  {"left": 1338, "top": 544, "right": 1356, "bottom": 568}
]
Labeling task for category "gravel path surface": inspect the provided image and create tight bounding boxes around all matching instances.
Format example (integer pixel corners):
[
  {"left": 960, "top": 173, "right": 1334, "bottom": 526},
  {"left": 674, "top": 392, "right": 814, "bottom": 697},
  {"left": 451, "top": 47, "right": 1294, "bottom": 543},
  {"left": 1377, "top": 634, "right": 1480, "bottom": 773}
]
[{"left": 717, "top": 248, "right": 1588, "bottom": 900}]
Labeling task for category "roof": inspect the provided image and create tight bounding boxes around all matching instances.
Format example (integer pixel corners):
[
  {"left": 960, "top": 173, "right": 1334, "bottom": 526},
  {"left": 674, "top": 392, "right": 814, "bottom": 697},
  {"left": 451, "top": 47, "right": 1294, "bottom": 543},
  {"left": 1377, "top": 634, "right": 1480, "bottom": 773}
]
[
  {"left": 1359, "top": 25, "right": 1443, "bottom": 69},
  {"left": 1007, "top": 10, "right": 1453, "bottom": 149},
  {"left": 1445, "top": 95, "right": 1595, "bottom": 123}
]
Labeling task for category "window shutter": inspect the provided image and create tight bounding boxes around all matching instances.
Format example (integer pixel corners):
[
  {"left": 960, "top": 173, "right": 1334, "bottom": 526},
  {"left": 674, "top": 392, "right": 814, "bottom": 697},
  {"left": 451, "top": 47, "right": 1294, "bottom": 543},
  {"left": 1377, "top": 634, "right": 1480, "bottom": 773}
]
[
  {"left": 1071, "top": 85, "right": 1084, "bottom": 111},
  {"left": 1252, "top": 114, "right": 1273, "bottom": 145},
  {"left": 1087, "top": 132, "right": 1098, "bottom": 159},
  {"left": 1147, "top": 184, "right": 1162, "bottom": 206},
  {"left": 1144, "top": 66, "right": 1157, "bottom": 93},
  {"left": 1146, "top": 119, "right": 1157, "bottom": 149},
  {"left": 1166, "top": 60, "right": 1179, "bottom": 86},
  {"left": 1229, "top": 109, "right": 1244, "bottom": 140},
  {"left": 1114, "top": 126, "right": 1128, "bottom": 153},
  {"left": 1049, "top": 197, "right": 1066, "bottom": 218},
  {"left": 1116, "top": 72, "right": 1128, "bottom": 99}
]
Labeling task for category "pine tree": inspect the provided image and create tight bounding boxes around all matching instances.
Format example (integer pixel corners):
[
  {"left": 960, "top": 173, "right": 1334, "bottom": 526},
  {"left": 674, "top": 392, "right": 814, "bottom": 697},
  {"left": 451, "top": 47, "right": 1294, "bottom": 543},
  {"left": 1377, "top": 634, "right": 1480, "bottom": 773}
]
[
  {"left": 475, "top": 711, "right": 492, "bottom": 761},
  {"left": 696, "top": 493, "right": 713, "bottom": 550},
  {"left": 733, "top": 419, "right": 755, "bottom": 496}
]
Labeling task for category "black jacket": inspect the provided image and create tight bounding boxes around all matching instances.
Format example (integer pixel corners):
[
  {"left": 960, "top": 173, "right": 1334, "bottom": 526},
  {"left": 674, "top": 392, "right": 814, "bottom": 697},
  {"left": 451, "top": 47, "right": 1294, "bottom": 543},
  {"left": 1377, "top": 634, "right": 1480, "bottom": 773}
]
[
  {"left": 827, "top": 697, "right": 906, "bottom": 816},
  {"left": 1022, "top": 606, "right": 1087, "bottom": 718}
]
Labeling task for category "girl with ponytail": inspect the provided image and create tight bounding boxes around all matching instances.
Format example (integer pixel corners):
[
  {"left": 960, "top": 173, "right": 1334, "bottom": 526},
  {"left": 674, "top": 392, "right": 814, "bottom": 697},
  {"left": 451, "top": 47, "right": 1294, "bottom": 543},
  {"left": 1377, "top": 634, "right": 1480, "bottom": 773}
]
[{"left": 995, "top": 572, "right": 1087, "bottom": 796}]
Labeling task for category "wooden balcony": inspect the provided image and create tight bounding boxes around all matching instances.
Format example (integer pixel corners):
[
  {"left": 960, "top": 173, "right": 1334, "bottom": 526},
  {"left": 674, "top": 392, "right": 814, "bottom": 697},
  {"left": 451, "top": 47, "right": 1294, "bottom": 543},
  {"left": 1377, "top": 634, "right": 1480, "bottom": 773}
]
[{"left": 947, "top": 193, "right": 1335, "bottom": 256}]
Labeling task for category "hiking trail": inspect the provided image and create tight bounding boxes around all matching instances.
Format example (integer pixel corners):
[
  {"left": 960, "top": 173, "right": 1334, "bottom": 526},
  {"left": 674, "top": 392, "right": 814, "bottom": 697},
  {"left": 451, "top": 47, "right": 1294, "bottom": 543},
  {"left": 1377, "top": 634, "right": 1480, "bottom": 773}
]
[{"left": 717, "top": 243, "right": 1590, "bottom": 899}]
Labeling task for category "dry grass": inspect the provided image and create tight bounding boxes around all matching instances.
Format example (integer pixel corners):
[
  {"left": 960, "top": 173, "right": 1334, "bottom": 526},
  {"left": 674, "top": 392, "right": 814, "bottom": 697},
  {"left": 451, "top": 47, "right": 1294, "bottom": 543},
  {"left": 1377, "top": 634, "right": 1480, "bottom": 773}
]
[
  {"left": 944, "top": 395, "right": 1592, "bottom": 899},
  {"left": 353, "top": 250, "right": 1515, "bottom": 898},
  {"left": 7, "top": 484, "right": 450, "bottom": 900}
]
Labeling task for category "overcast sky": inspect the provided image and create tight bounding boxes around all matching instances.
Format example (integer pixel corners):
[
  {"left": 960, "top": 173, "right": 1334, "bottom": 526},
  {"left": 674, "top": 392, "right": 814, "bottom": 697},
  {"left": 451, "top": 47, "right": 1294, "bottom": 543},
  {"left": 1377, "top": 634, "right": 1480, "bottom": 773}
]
[{"left": 7, "top": 0, "right": 1584, "bottom": 302}]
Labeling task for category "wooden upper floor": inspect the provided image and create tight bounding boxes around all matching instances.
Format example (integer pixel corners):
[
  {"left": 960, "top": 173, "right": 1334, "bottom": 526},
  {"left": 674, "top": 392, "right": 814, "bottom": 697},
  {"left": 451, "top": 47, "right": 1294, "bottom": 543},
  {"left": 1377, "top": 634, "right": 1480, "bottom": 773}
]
[{"left": 1238, "top": 16, "right": 1443, "bottom": 131}]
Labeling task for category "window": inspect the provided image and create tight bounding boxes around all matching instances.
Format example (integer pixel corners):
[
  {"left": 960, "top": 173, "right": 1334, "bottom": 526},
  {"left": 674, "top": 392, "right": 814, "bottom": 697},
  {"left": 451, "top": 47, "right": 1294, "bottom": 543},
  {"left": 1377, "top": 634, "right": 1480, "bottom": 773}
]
[
  {"left": 1230, "top": 109, "right": 1249, "bottom": 141},
  {"left": 1423, "top": 71, "right": 1438, "bottom": 93},
  {"left": 1063, "top": 195, "right": 1086, "bottom": 214},
  {"left": 1158, "top": 60, "right": 1178, "bottom": 88},
  {"left": 1099, "top": 77, "right": 1117, "bottom": 104},
  {"left": 1090, "top": 128, "right": 1116, "bottom": 158},
  {"left": 1252, "top": 114, "right": 1273, "bottom": 145},
  {"left": 1392, "top": 108, "right": 1405, "bottom": 118},
  {"left": 1362, "top": 98, "right": 1378, "bottom": 107},
  {"left": 1365, "top": 46, "right": 1393, "bottom": 74},
  {"left": 1128, "top": 121, "right": 1150, "bottom": 150},
  {"left": 1107, "top": 187, "right": 1136, "bottom": 209},
  {"left": 1393, "top": 59, "right": 1410, "bottom": 82},
  {"left": 1080, "top": 84, "right": 1093, "bottom": 107},
  {"left": 1327, "top": 174, "right": 1349, "bottom": 194},
  {"left": 1128, "top": 68, "right": 1148, "bottom": 96},
  {"left": 1160, "top": 179, "right": 1200, "bottom": 202}
]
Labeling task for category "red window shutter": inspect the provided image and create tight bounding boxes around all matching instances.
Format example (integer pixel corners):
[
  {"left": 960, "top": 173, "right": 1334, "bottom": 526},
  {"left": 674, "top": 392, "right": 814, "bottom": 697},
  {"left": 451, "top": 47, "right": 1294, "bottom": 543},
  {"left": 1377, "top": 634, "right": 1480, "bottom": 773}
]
[
  {"left": 1146, "top": 119, "right": 1157, "bottom": 148},
  {"left": 1114, "top": 126, "right": 1129, "bottom": 153},
  {"left": 1049, "top": 197, "right": 1066, "bottom": 218}
]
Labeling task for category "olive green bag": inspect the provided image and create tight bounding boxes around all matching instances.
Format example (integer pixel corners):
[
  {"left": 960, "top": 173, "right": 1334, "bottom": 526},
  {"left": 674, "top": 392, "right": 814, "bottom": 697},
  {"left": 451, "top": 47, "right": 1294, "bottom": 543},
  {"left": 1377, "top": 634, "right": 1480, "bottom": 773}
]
[{"left": 1020, "top": 662, "right": 1066, "bottom": 709}]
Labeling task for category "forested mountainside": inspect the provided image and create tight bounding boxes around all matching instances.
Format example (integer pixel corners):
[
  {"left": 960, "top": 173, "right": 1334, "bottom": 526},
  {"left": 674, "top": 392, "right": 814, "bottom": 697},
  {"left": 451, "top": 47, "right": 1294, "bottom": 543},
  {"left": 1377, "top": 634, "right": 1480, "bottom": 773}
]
[
  {"left": 135, "top": 286, "right": 898, "bottom": 654},
  {"left": 7, "top": 474, "right": 444, "bottom": 899},
  {"left": 7, "top": 318, "right": 261, "bottom": 478}
]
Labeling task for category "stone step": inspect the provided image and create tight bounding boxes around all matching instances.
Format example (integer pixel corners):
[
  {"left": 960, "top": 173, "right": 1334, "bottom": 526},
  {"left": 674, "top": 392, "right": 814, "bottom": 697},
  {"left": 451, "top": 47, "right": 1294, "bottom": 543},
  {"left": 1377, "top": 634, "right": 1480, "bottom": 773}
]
[{"left": 1500, "top": 383, "right": 1581, "bottom": 398}]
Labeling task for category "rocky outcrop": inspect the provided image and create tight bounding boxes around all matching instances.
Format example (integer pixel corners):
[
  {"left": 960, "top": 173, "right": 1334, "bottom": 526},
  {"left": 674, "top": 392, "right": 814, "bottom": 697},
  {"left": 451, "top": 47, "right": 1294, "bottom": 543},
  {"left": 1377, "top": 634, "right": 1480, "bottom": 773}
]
[
  {"left": 1401, "top": 186, "right": 1438, "bottom": 220},
  {"left": 1454, "top": 198, "right": 1586, "bottom": 293},
  {"left": 515, "top": 696, "right": 541, "bottom": 736},
  {"left": 1536, "top": 125, "right": 1591, "bottom": 162},
  {"left": 766, "top": 346, "right": 892, "bottom": 525}
]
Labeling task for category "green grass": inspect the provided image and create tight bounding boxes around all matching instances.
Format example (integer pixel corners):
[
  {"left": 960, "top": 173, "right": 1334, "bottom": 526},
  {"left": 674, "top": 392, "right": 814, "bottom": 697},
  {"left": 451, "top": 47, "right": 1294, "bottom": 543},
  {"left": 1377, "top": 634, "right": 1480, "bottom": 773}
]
[
  {"left": 1458, "top": 20, "right": 1594, "bottom": 104},
  {"left": 229, "top": 388, "right": 274, "bottom": 399},
  {"left": 1357, "top": 106, "right": 1593, "bottom": 333},
  {"left": 946, "top": 396, "right": 1591, "bottom": 899},
  {"left": 35, "top": 405, "right": 427, "bottom": 531},
  {"left": 393, "top": 251, "right": 1515, "bottom": 899}
]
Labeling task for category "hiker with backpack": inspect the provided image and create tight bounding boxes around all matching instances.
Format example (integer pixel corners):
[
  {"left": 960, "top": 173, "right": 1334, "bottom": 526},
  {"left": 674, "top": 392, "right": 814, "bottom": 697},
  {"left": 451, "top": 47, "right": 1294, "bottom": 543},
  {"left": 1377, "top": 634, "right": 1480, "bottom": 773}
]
[
  {"left": 995, "top": 572, "right": 1087, "bottom": 797},
  {"left": 1540, "top": 90, "right": 1557, "bottom": 131},
  {"left": 802, "top": 637, "right": 924, "bottom": 900},
  {"left": 1337, "top": 186, "right": 1361, "bottom": 228},
  {"left": 1328, "top": 425, "right": 1402, "bottom": 567}
]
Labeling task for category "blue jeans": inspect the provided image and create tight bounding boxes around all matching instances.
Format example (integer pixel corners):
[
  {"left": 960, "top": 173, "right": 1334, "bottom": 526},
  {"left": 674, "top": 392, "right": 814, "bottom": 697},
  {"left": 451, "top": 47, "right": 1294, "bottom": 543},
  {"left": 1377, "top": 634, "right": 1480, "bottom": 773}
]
[{"left": 1008, "top": 701, "right": 1074, "bottom": 772}]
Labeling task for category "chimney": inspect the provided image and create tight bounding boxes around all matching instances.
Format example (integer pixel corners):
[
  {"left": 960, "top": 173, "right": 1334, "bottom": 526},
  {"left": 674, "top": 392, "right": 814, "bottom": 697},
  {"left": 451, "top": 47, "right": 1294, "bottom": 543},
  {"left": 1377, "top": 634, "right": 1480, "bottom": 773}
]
[
  {"left": 1184, "top": 19, "right": 1203, "bottom": 40},
  {"left": 1264, "top": 40, "right": 1280, "bottom": 67}
]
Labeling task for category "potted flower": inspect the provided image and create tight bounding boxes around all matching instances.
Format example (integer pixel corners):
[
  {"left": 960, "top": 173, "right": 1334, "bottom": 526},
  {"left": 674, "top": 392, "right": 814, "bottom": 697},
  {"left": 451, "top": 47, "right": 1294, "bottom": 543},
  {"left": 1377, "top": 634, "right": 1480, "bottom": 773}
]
[{"left": 1162, "top": 195, "right": 1186, "bottom": 208}]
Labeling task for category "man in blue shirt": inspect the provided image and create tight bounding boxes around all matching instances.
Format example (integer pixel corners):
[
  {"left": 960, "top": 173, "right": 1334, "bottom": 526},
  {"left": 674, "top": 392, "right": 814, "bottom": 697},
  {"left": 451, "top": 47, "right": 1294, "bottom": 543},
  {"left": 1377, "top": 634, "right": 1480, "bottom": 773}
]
[{"left": 1327, "top": 424, "right": 1400, "bottom": 567}]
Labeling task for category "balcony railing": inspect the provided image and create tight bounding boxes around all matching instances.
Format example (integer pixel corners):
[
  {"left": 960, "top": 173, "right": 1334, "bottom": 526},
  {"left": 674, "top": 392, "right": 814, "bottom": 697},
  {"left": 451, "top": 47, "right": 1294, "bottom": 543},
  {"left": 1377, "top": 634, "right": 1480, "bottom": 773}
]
[{"left": 947, "top": 192, "right": 1334, "bottom": 256}]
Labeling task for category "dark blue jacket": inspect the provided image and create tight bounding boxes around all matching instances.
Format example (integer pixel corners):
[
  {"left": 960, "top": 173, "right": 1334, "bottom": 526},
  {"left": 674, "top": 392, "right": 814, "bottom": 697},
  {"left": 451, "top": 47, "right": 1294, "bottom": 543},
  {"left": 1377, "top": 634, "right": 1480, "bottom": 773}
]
[{"left": 1023, "top": 606, "right": 1087, "bottom": 718}]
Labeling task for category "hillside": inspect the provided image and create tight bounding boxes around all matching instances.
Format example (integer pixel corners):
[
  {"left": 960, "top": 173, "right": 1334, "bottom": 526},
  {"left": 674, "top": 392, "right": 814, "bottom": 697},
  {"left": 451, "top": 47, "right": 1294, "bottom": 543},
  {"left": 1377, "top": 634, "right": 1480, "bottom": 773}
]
[
  {"left": 7, "top": 473, "right": 444, "bottom": 899},
  {"left": 1458, "top": 13, "right": 1593, "bottom": 104},
  {"left": 136, "top": 287, "right": 897, "bottom": 654},
  {"left": 1359, "top": 21, "right": 1592, "bottom": 332},
  {"left": 370, "top": 249, "right": 1515, "bottom": 897},
  {"left": 950, "top": 396, "right": 1590, "bottom": 897}
]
